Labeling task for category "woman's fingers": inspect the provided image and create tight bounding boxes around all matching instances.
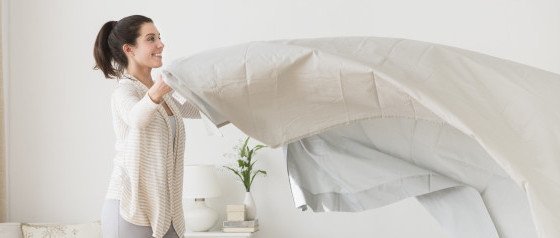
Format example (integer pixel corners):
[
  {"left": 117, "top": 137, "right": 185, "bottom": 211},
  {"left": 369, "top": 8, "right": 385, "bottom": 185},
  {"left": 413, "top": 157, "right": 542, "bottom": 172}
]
[
  {"left": 147, "top": 75, "right": 173, "bottom": 103},
  {"left": 155, "top": 74, "right": 172, "bottom": 92}
]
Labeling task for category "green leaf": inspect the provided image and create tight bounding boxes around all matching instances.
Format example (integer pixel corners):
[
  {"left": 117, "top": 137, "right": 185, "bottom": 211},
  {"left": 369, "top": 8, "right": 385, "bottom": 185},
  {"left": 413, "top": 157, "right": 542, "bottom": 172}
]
[
  {"left": 249, "top": 170, "right": 267, "bottom": 188},
  {"left": 224, "top": 166, "right": 244, "bottom": 182},
  {"left": 248, "top": 150, "right": 254, "bottom": 162},
  {"left": 240, "top": 137, "right": 250, "bottom": 157},
  {"left": 254, "top": 145, "right": 266, "bottom": 151},
  {"left": 249, "top": 161, "right": 257, "bottom": 172},
  {"left": 242, "top": 169, "right": 251, "bottom": 191}
]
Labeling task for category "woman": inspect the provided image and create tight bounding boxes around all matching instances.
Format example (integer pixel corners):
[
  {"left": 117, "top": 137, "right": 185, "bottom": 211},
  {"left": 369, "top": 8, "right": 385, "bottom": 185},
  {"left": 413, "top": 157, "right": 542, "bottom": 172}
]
[{"left": 93, "top": 15, "right": 200, "bottom": 238}]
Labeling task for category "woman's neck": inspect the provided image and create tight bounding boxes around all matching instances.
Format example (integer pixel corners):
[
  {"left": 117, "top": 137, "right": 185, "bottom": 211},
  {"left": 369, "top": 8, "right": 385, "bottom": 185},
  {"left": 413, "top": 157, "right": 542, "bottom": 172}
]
[{"left": 126, "top": 65, "right": 153, "bottom": 88}]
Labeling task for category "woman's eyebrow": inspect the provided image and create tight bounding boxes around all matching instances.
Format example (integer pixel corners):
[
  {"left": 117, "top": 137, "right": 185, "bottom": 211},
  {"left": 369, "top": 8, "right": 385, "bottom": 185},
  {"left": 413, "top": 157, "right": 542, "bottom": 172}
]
[{"left": 144, "top": 33, "right": 160, "bottom": 37}]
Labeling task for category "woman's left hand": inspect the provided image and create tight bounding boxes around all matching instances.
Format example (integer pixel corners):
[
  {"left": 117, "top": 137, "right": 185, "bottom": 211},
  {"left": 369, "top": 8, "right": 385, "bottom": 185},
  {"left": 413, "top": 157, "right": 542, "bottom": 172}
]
[{"left": 147, "top": 74, "right": 172, "bottom": 103}]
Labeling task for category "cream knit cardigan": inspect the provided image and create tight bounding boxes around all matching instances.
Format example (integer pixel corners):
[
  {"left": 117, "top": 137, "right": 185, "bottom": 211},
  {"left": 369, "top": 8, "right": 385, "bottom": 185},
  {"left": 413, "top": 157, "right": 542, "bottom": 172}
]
[{"left": 106, "top": 74, "right": 200, "bottom": 238}]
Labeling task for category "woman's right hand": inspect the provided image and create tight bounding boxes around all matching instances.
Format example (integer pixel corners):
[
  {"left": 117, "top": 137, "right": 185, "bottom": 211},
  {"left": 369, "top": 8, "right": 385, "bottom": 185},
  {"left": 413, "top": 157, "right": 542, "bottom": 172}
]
[{"left": 147, "top": 74, "right": 172, "bottom": 104}]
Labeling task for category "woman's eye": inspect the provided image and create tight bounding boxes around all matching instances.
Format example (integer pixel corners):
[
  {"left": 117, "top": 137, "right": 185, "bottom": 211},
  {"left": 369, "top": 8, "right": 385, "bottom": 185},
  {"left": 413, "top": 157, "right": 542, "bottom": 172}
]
[{"left": 148, "top": 37, "right": 155, "bottom": 41}]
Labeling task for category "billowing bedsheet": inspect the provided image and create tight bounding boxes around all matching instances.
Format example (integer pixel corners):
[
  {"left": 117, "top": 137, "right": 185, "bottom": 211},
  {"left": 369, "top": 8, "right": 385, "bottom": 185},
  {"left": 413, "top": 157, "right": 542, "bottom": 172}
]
[
  {"left": 285, "top": 118, "right": 536, "bottom": 237},
  {"left": 162, "top": 37, "right": 560, "bottom": 237}
]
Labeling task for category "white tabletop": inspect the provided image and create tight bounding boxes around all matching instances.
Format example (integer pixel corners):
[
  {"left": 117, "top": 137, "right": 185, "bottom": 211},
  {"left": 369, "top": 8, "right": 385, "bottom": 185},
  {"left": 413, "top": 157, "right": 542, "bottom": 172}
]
[{"left": 184, "top": 231, "right": 253, "bottom": 238}]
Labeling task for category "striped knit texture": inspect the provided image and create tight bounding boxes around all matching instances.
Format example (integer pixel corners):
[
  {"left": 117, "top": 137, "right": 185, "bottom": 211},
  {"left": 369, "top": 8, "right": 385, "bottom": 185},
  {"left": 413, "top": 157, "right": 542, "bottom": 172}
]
[{"left": 106, "top": 75, "right": 200, "bottom": 238}]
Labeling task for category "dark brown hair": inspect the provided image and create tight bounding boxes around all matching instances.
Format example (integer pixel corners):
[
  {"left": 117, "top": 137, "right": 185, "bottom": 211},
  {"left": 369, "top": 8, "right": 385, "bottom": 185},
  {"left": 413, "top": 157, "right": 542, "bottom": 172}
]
[{"left": 93, "top": 15, "right": 153, "bottom": 79}]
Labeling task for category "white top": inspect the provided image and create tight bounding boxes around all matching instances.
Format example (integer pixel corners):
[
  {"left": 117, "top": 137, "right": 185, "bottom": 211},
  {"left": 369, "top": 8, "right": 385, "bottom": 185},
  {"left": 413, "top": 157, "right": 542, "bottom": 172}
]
[{"left": 106, "top": 74, "right": 200, "bottom": 238}]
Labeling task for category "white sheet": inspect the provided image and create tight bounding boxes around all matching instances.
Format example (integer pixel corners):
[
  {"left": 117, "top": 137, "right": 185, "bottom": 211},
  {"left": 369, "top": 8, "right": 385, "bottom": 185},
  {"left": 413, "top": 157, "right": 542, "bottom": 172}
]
[
  {"left": 285, "top": 118, "right": 536, "bottom": 237},
  {"left": 162, "top": 37, "right": 560, "bottom": 237}
]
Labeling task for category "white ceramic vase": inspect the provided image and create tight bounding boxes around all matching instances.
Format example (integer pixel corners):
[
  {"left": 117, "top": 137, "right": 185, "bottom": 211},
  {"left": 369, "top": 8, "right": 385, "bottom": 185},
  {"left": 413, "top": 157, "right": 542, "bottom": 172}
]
[
  {"left": 244, "top": 192, "right": 257, "bottom": 220},
  {"left": 185, "top": 198, "right": 219, "bottom": 232}
]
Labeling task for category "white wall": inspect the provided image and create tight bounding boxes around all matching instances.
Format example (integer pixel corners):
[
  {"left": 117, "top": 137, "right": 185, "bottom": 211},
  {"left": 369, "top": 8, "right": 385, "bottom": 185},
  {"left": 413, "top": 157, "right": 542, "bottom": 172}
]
[{"left": 4, "top": 0, "right": 560, "bottom": 237}]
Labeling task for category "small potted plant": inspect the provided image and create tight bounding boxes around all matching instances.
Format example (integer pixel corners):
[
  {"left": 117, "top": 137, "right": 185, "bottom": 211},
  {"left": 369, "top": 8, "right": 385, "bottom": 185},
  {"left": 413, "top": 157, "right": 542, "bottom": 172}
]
[{"left": 224, "top": 137, "right": 267, "bottom": 220}]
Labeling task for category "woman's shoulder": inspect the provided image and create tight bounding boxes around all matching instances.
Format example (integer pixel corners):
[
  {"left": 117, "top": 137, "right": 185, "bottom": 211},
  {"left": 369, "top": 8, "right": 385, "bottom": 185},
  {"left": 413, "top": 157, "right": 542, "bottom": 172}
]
[
  {"left": 112, "top": 78, "right": 140, "bottom": 97},
  {"left": 115, "top": 77, "right": 139, "bottom": 89}
]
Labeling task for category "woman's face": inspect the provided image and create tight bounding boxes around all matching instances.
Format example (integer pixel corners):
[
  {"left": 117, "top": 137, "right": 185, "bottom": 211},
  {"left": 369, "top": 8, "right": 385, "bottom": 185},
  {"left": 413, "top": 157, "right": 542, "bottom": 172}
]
[{"left": 128, "top": 23, "right": 164, "bottom": 69}]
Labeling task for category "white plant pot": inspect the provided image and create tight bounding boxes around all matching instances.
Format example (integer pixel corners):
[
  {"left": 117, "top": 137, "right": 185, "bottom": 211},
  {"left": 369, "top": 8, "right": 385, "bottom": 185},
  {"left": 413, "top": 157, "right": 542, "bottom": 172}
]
[{"left": 244, "top": 192, "right": 257, "bottom": 220}]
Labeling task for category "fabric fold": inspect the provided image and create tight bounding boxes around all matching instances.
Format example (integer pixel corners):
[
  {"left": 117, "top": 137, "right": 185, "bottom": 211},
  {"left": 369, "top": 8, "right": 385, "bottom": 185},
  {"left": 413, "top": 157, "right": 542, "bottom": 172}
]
[{"left": 162, "top": 36, "right": 557, "bottom": 237}]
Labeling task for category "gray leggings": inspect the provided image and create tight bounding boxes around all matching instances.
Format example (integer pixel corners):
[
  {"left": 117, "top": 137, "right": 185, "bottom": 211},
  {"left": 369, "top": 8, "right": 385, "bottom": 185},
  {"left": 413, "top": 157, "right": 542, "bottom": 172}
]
[{"left": 101, "top": 199, "right": 179, "bottom": 238}]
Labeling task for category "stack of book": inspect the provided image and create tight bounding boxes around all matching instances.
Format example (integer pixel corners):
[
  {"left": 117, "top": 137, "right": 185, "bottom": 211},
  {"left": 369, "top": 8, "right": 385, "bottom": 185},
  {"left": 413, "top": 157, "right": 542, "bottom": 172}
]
[
  {"left": 222, "top": 219, "right": 259, "bottom": 233},
  {"left": 226, "top": 205, "right": 245, "bottom": 221}
]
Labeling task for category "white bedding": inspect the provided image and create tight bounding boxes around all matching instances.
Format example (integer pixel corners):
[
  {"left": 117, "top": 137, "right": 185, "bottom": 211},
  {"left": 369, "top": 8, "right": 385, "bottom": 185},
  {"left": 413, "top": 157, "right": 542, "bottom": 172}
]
[
  {"left": 285, "top": 118, "right": 536, "bottom": 237},
  {"left": 162, "top": 37, "right": 560, "bottom": 238}
]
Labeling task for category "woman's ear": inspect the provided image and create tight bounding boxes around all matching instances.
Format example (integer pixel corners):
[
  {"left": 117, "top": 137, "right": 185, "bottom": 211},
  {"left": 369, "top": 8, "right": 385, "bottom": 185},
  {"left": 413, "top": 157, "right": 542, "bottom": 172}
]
[{"left": 123, "top": 44, "right": 134, "bottom": 57}]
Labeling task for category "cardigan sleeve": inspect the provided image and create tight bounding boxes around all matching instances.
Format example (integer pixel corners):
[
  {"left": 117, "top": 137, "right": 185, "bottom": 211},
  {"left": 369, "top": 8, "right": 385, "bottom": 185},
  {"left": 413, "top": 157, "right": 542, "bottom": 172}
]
[
  {"left": 171, "top": 94, "right": 201, "bottom": 119},
  {"left": 112, "top": 85, "right": 161, "bottom": 129}
]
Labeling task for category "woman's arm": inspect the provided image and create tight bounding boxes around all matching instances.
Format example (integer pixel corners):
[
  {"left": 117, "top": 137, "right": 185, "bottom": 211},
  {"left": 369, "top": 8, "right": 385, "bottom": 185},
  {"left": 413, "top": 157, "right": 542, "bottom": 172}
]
[
  {"left": 112, "top": 75, "right": 174, "bottom": 128},
  {"left": 112, "top": 85, "right": 161, "bottom": 129}
]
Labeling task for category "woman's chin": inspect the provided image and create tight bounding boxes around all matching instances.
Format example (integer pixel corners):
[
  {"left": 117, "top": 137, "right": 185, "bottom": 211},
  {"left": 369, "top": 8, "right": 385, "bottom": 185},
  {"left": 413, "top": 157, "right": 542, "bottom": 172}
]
[{"left": 152, "top": 62, "right": 163, "bottom": 68}]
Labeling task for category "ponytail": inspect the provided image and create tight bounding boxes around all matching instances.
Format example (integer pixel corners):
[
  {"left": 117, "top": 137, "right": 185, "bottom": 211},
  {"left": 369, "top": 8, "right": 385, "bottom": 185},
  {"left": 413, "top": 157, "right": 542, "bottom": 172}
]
[
  {"left": 93, "top": 15, "right": 153, "bottom": 79},
  {"left": 93, "top": 21, "right": 119, "bottom": 79}
]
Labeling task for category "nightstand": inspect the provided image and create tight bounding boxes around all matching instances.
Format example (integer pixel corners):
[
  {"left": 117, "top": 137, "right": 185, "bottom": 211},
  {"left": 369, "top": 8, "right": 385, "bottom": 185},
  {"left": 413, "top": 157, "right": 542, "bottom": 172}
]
[{"left": 184, "top": 231, "right": 253, "bottom": 238}]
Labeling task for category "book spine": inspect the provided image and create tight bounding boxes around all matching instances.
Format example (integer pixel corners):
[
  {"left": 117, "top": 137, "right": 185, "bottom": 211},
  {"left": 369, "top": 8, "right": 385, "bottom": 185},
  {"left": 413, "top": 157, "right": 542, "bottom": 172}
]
[
  {"left": 223, "top": 227, "right": 259, "bottom": 232},
  {"left": 223, "top": 225, "right": 256, "bottom": 228},
  {"left": 223, "top": 220, "right": 259, "bottom": 227}
]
